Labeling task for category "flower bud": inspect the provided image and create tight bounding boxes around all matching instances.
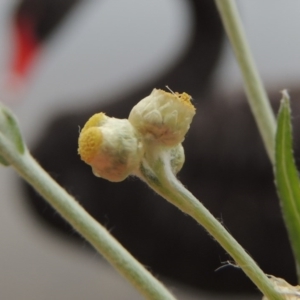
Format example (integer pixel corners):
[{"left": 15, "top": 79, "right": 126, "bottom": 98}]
[
  {"left": 128, "top": 89, "right": 195, "bottom": 146},
  {"left": 78, "top": 113, "right": 144, "bottom": 182},
  {"left": 169, "top": 143, "right": 185, "bottom": 175}
]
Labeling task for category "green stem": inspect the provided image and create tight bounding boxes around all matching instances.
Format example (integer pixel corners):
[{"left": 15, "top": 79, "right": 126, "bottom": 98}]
[
  {"left": 139, "top": 154, "right": 284, "bottom": 300},
  {"left": 0, "top": 133, "right": 176, "bottom": 300},
  {"left": 215, "top": 0, "right": 276, "bottom": 164}
]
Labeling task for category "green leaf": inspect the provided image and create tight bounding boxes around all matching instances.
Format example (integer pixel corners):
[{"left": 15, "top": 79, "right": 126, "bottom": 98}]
[
  {"left": 0, "top": 104, "right": 26, "bottom": 166},
  {"left": 275, "top": 90, "right": 300, "bottom": 280}
]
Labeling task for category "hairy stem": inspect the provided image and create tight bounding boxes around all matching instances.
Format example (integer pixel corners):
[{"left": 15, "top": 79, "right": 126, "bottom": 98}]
[
  {"left": 215, "top": 0, "right": 276, "bottom": 164},
  {"left": 0, "top": 133, "right": 176, "bottom": 300},
  {"left": 139, "top": 154, "right": 284, "bottom": 300}
]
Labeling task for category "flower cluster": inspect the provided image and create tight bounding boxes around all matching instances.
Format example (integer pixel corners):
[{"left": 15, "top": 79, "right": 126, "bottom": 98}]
[{"left": 78, "top": 88, "right": 195, "bottom": 182}]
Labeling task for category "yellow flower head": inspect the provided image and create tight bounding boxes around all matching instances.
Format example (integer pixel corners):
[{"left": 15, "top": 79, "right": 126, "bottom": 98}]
[
  {"left": 78, "top": 113, "right": 144, "bottom": 182},
  {"left": 128, "top": 89, "right": 195, "bottom": 146}
]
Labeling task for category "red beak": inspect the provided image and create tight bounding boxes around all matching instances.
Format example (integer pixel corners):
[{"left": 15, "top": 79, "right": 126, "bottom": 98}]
[{"left": 11, "top": 15, "right": 40, "bottom": 79}]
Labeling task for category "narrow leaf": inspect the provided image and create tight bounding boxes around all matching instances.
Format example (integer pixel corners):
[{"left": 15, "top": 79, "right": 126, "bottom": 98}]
[
  {"left": 275, "top": 90, "right": 300, "bottom": 279},
  {"left": 1, "top": 105, "right": 25, "bottom": 154},
  {"left": 0, "top": 104, "right": 26, "bottom": 166}
]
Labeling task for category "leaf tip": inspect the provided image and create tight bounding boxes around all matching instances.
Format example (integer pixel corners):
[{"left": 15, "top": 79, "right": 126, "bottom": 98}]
[{"left": 280, "top": 89, "right": 290, "bottom": 105}]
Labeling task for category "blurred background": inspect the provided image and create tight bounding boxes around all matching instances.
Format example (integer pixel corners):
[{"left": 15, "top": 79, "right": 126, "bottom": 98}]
[{"left": 0, "top": 0, "right": 300, "bottom": 299}]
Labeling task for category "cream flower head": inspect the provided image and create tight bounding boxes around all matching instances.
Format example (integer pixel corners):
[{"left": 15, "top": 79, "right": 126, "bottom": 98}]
[
  {"left": 78, "top": 113, "right": 144, "bottom": 182},
  {"left": 128, "top": 89, "right": 195, "bottom": 146}
]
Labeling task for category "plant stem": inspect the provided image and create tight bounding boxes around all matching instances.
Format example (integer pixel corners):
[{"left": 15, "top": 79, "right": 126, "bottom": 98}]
[
  {"left": 0, "top": 133, "right": 176, "bottom": 300},
  {"left": 215, "top": 0, "right": 276, "bottom": 164},
  {"left": 139, "top": 154, "right": 284, "bottom": 300}
]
